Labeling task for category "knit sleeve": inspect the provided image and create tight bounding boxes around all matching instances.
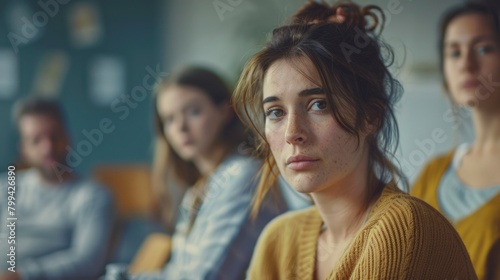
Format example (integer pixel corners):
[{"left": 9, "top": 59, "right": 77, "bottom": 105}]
[
  {"left": 486, "top": 239, "right": 500, "bottom": 280},
  {"left": 246, "top": 214, "right": 284, "bottom": 280},
  {"left": 385, "top": 197, "right": 477, "bottom": 279}
]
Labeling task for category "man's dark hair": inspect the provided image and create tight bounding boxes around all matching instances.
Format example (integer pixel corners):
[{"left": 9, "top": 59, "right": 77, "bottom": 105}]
[{"left": 12, "top": 96, "right": 66, "bottom": 127}]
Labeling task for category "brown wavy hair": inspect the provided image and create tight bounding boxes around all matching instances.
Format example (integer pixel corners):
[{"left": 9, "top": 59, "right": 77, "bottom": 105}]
[{"left": 232, "top": 1, "right": 407, "bottom": 217}]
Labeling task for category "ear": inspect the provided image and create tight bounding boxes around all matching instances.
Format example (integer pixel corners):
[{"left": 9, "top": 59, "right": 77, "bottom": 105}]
[{"left": 363, "top": 117, "right": 380, "bottom": 137}]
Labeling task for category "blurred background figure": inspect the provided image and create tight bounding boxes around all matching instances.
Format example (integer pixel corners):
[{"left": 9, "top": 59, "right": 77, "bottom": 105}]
[
  {"left": 107, "top": 66, "right": 286, "bottom": 280},
  {"left": 0, "top": 0, "right": 494, "bottom": 206},
  {"left": 412, "top": 2, "right": 500, "bottom": 279},
  {"left": 0, "top": 97, "right": 114, "bottom": 280},
  {"left": 0, "top": 0, "right": 498, "bottom": 278},
  {"left": 0, "top": 0, "right": 494, "bottom": 182}
]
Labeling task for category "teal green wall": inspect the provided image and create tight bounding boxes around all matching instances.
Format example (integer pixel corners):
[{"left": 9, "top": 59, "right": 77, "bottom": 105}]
[{"left": 0, "top": 0, "right": 164, "bottom": 175}]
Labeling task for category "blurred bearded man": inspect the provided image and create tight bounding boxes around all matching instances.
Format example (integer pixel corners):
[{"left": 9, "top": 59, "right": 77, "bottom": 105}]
[{"left": 0, "top": 97, "right": 114, "bottom": 280}]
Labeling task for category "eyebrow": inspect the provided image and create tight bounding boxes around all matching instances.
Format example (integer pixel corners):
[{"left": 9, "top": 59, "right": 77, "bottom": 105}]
[
  {"left": 159, "top": 100, "right": 202, "bottom": 116},
  {"left": 444, "top": 35, "right": 498, "bottom": 47},
  {"left": 262, "top": 87, "right": 324, "bottom": 104}
]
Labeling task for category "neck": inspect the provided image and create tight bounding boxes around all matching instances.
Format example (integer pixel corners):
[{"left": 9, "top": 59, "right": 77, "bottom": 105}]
[
  {"left": 471, "top": 107, "right": 500, "bottom": 153},
  {"left": 37, "top": 166, "right": 74, "bottom": 186},
  {"left": 193, "top": 144, "right": 228, "bottom": 176},
  {"left": 311, "top": 151, "right": 373, "bottom": 244}
]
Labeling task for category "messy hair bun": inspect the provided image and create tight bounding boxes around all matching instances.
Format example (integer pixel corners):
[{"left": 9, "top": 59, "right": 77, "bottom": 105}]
[
  {"left": 292, "top": 1, "right": 385, "bottom": 33},
  {"left": 234, "top": 0, "right": 407, "bottom": 217}
]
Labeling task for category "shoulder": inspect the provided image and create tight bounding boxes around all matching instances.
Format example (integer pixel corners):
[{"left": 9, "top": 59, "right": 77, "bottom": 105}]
[
  {"left": 209, "top": 155, "right": 261, "bottom": 191},
  {"left": 414, "top": 149, "right": 455, "bottom": 179},
  {"left": 371, "top": 188, "right": 465, "bottom": 250},
  {"left": 0, "top": 168, "right": 35, "bottom": 193},
  {"left": 411, "top": 150, "right": 455, "bottom": 196},
  {"left": 0, "top": 171, "right": 9, "bottom": 190},
  {"left": 217, "top": 154, "right": 260, "bottom": 178},
  {"left": 70, "top": 177, "right": 113, "bottom": 207},
  {"left": 0, "top": 168, "right": 35, "bottom": 183},
  {"left": 364, "top": 186, "right": 476, "bottom": 277},
  {"left": 361, "top": 187, "right": 473, "bottom": 279},
  {"left": 374, "top": 187, "right": 452, "bottom": 229},
  {"left": 419, "top": 150, "right": 454, "bottom": 176}
]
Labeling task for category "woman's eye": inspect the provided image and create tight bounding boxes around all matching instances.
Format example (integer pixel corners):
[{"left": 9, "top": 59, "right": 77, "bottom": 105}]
[
  {"left": 32, "top": 136, "right": 41, "bottom": 145},
  {"left": 477, "top": 45, "right": 494, "bottom": 55},
  {"left": 265, "top": 108, "right": 284, "bottom": 120},
  {"left": 310, "top": 100, "right": 327, "bottom": 111},
  {"left": 447, "top": 49, "right": 460, "bottom": 59},
  {"left": 188, "top": 107, "right": 202, "bottom": 116}
]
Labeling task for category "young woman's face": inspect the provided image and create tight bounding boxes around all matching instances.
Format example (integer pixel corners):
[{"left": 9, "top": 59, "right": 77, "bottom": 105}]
[
  {"left": 444, "top": 13, "right": 500, "bottom": 109},
  {"left": 262, "top": 58, "right": 368, "bottom": 193},
  {"left": 157, "top": 85, "right": 228, "bottom": 161}
]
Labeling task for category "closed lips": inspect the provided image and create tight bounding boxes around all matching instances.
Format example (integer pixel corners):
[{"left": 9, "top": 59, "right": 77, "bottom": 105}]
[{"left": 286, "top": 155, "right": 319, "bottom": 165}]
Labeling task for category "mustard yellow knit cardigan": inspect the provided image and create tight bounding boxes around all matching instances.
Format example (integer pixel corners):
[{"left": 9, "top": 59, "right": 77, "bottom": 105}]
[
  {"left": 248, "top": 184, "right": 477, "bottom": 280},
  {"left": 412, "top": 151, "right": 500, "bottom": 280}
]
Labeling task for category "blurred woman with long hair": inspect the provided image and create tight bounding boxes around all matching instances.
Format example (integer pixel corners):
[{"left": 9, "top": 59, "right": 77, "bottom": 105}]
[{"left": 412, "top": 3, "right": 500, "bottom": 279}]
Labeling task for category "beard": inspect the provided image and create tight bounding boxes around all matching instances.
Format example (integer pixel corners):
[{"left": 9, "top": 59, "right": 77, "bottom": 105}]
[
  {"left": 32, "top": 156, "right": 70, "bottom": 183},
  {"left": 37, "top": 164, "right": 61, "bottom": 182}
]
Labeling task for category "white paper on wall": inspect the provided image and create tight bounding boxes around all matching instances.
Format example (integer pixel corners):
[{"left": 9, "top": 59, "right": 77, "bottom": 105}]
[
  {"left": 0, "top": 49, "right": 18, "bottom": 99},
  {"left": 89, "top": 56, "right": 126, "bottom": 106}
]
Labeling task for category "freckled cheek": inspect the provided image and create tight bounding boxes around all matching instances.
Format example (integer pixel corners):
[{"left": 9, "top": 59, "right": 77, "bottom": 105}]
[
  {"left": 265, "top": 126, "right": 284, "bottom": 158},
  {"left": 324, "top": 130, "right": 352, "bottom": 172}
]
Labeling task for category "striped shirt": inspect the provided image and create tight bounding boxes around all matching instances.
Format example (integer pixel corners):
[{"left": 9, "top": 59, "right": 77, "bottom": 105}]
[{"left": 131, "top": 154, "right": 286, "bottom": 280}]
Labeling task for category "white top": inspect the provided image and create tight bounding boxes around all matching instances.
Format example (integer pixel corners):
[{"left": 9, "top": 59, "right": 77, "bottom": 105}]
[
  {"left": 0, "top": 168, "right": 114, "bottom": 280},
  {"left": 438, "top": 143, "right": 500, "bottom": 222}
]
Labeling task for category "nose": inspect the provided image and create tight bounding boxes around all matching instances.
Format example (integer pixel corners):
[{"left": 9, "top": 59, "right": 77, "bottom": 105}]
[
  {"left": 179, "top": 114, "right": 189, "bottom": 132},
  {"left": 40, "top": 136, "right": 56, "bottom": 155},
  {"left": 460, "top": 49, "right": 477, "bottom": 73},
  {"left": 285, "top": 112, "right": 308, "bottom": 145},
  {"left": 171, "top": 114, "right": 188, "bottom": 133}
]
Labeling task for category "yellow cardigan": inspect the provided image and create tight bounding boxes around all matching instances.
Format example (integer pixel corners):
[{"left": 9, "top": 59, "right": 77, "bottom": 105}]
[
  {"left": 248, "top": 184, "right": 476, "bottom": 280},
  {"left": 412, "top": 151, "right": 500, "bottom": 280}
]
